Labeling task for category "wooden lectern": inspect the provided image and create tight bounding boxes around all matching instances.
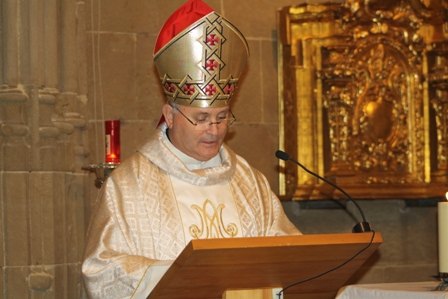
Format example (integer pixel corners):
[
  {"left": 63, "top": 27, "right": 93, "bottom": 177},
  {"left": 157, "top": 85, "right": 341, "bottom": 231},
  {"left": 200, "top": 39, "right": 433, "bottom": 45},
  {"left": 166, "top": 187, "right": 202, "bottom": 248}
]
[{"left": 148, "top": 232, "right": 382, "bottom": 299}]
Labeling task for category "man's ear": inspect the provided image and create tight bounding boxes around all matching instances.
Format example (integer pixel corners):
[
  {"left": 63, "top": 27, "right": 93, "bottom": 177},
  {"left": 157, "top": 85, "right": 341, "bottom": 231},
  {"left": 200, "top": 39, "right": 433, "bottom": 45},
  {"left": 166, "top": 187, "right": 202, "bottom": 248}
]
[{"left": 162, "top": 104, "right": 174, "bottom": 128}]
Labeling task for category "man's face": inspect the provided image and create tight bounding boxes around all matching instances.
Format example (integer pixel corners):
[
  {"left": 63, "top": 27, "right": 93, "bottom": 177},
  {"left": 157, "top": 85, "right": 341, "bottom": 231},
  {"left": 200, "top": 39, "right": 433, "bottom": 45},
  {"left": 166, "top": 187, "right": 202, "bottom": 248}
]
[{"left": 163, "top": 104, "right": 231, "bottom": 161}]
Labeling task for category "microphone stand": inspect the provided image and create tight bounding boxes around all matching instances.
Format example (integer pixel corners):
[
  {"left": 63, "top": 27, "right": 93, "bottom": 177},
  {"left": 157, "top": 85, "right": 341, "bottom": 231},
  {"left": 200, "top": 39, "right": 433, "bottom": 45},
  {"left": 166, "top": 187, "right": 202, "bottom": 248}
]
[{"left": 275, "top": 150, "right": 372, "bottom": 233}]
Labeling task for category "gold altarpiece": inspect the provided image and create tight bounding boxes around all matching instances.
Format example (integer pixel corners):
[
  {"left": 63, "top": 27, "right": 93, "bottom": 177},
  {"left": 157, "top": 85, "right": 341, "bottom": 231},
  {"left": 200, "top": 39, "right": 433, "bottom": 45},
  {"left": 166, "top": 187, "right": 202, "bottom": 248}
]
[{"left": 277, "top": 0, "right": 448, "bottom": 199}]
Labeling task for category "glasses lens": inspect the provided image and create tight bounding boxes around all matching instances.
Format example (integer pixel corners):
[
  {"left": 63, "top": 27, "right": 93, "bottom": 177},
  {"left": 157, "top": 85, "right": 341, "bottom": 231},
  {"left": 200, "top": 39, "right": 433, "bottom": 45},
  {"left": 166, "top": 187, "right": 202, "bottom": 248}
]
[
  {"left": 195, "top": 116, "right": 235, "bottom": 130},
  {"left": 174, "top": 105, "right": 236, "bottom": 130}
]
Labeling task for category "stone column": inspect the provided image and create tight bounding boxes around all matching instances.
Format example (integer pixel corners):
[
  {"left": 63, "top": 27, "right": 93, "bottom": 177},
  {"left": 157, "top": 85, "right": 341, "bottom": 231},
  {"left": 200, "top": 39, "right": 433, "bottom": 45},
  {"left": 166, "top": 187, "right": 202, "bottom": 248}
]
[{"left": 0, "top": 0, "right": 89, "bottom": 298}]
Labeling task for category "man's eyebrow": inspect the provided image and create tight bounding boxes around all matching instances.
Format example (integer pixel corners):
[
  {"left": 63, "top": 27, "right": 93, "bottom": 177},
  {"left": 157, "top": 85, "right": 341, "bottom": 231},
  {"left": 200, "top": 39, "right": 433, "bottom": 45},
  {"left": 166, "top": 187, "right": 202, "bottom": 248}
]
[
  {"left": 193, "top": 111, "right": 210, "bottom": 116},
  {"left": 194, "top": 109, "right": 230, "bottom": 115}
]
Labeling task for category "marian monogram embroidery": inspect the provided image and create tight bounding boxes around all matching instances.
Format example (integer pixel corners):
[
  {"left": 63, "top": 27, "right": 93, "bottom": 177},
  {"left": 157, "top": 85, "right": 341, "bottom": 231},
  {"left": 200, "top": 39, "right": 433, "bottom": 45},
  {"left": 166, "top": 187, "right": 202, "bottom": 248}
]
[{"left": 189, "top": 199, "right": 238, "bottom": 239}]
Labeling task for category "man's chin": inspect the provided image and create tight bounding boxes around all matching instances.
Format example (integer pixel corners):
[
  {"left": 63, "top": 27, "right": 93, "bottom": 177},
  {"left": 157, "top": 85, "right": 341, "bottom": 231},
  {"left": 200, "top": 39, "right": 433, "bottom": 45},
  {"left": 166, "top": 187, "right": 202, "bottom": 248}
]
[{"left": 198, "top": 148, "right": 219, "bottom": 161}]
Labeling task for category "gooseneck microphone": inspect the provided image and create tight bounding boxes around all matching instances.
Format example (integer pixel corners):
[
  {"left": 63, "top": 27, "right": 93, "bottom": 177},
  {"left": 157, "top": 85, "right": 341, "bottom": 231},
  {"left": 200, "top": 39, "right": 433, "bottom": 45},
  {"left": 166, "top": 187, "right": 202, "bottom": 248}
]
[{"left": 275, "top": 150, "right": 372, "bottom": 233}]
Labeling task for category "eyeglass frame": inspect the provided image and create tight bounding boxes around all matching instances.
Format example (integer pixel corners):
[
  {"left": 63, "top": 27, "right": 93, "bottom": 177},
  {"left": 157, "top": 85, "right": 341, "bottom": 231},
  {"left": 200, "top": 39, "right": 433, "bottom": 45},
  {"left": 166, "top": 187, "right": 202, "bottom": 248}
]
[{"left": 170, "top": 104, "right": 236, "bottom": 129}]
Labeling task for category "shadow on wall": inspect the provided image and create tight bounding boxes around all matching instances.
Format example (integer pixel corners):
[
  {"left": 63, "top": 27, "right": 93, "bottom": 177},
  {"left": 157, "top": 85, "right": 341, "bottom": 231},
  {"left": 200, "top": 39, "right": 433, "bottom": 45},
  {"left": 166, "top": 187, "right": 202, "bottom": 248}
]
[{"left": 282, "top": 198, "right": 438, "bottom": 283}]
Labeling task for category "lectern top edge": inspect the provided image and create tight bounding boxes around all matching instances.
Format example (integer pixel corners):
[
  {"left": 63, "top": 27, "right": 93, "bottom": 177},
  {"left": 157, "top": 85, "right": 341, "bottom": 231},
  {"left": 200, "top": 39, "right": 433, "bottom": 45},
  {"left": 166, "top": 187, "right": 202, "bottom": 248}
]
[{"left": 188, "top": 232, "right": 382, "bottom": 250}]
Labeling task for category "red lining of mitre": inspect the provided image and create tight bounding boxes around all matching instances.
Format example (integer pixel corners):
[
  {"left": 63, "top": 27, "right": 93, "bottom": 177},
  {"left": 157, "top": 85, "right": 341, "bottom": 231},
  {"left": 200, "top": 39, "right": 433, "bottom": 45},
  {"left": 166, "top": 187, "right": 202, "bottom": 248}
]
[{"left": 153, "top": 0, "right": 214, "bottom": 55}]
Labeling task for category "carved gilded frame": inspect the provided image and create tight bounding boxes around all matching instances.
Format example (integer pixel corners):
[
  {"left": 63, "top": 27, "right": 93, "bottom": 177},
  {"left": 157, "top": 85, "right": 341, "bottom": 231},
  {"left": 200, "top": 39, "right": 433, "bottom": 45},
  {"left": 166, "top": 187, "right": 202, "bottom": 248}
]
[{"left": 277, "top": 0, "right": 448, "bottom": 199}]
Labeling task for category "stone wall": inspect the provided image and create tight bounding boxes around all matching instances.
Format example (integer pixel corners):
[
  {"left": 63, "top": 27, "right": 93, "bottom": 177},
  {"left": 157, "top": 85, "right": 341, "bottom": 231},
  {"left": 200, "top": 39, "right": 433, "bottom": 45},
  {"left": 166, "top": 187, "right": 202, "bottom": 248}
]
[{"left": 0, "top": 0, "right": 439, "bottom": 298}]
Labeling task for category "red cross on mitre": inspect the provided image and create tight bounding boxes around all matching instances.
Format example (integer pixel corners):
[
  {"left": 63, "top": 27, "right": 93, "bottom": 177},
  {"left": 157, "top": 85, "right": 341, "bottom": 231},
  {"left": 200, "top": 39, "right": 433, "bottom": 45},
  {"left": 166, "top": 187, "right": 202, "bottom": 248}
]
[
  {"left": 206, "top": 34, "right": 220, "bottom": 46},
  {"left": 204, "top": 84, "right": 217, "bottom": 95},
  {"left": 224, "top": 84, "right": 235, "bottom": 94},
  {"left": 205, "top": 59, "right": 219, "bottom": 71},
  {"left": 182, "top": 84, "right": 196, "bottom": 95},
  {"left": 165, "top": 82, "right": 176, "bottom": 92}
]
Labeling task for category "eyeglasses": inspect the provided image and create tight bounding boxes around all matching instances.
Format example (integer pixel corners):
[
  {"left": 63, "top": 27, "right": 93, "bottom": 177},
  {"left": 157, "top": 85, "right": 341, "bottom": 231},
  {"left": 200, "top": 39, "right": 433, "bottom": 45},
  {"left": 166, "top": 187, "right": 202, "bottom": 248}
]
[{"left": 172, "top": 105, "right": 236, "bottom": 130}]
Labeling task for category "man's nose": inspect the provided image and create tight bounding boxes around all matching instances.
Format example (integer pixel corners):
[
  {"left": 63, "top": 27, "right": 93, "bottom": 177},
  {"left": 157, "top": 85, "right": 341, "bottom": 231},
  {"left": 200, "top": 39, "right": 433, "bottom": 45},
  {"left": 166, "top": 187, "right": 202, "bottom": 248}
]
[{"left": 205, "top": 122, "right": 220, "bottom": 134}]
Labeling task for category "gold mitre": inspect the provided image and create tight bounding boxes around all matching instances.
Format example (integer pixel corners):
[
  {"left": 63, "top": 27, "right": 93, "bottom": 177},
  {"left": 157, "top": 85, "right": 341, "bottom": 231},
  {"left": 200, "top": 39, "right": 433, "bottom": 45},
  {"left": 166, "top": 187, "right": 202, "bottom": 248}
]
[{"left": 153, "top": 0, "right": 249, "bottom": 108}]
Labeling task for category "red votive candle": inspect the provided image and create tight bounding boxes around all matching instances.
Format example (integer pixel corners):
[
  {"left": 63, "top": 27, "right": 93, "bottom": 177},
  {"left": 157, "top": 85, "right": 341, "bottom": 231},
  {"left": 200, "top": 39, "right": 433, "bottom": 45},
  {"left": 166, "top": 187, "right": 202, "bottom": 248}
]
[{"left": 105, "top": 120, "right": 120, "bottom": 164}]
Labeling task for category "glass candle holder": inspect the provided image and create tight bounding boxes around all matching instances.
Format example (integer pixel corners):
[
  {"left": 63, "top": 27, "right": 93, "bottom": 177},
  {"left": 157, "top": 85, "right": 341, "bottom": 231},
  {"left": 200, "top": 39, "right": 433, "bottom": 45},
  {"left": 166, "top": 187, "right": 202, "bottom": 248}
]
[{"left": 105, "top": 120, "right": 120, "bottom": 164}]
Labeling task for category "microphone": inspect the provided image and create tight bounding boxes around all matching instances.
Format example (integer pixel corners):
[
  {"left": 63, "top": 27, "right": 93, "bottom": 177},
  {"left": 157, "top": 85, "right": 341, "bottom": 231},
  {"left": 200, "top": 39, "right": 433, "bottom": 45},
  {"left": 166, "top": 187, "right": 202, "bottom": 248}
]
[{"left": 275, "top": 150, "right": 372, "bottom": 233}]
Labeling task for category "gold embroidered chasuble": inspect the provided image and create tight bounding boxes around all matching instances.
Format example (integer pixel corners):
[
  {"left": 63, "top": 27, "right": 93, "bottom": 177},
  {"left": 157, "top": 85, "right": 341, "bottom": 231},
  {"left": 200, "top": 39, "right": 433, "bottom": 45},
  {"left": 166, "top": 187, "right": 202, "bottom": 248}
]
[{"left": 82, "top": 126, "right": 300, "bottom": 299}]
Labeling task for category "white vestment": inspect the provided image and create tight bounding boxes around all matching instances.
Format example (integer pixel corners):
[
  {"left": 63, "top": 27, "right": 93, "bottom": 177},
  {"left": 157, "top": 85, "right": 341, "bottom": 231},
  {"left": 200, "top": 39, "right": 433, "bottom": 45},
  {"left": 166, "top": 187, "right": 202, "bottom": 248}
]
[{"left": 82, "top": 125, "right": 301, "bottom": 299}]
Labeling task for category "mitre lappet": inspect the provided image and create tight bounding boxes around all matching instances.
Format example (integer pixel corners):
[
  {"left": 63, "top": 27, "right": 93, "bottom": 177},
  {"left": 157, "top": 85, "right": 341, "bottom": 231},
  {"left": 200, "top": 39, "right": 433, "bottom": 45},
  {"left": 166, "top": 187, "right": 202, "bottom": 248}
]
[{"left": 153, "top": 0, "right": 250, "bottom": 108}]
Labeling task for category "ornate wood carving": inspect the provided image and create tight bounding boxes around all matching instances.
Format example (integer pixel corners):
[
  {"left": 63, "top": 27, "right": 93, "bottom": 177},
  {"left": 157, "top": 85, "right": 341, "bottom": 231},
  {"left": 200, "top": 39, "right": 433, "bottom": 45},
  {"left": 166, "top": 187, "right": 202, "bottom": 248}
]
[{"left": 278, "top": 0, "right": 448, "bottom": 199}]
